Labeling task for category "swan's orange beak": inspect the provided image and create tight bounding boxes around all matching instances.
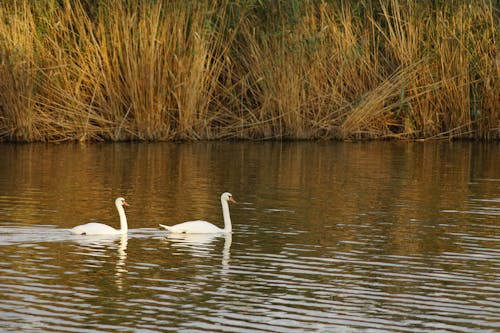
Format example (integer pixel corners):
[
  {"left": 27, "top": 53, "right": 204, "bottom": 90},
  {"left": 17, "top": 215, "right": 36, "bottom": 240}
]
[
  {"left": 229, "top": 197, "right": 236, "bottom": 204},
  {"left": 123, "top": 201, "right": 130, "bottom": 207}
]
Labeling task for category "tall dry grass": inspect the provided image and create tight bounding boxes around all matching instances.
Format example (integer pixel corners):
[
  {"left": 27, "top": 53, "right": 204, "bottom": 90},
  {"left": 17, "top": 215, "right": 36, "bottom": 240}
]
[
  {"left": 0, "top": 0, "right": 498, "bottom": 142},
  {"left": 0, "top": 0, "right": 230, "bottom": 141},
  {"left": 228, "top": 0, "right": 498, "bottom": 140}
]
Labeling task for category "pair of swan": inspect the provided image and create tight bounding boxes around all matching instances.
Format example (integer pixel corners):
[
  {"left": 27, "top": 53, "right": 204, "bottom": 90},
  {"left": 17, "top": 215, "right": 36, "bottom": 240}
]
[{"left": 70, "top": 192, "right": 236, "bottom": 235}]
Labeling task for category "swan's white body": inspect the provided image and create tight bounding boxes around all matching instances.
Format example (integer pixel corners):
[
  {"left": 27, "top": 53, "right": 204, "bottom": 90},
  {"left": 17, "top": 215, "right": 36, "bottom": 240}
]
[
  {"left": 70, "top": 197, "right": 129, "bottom": 235},
  {"left": 162, "top": 220, "right": 225, "bottom": 234},
  {"left": 160, "top": 192, "right": 235, "bottom": 234}
]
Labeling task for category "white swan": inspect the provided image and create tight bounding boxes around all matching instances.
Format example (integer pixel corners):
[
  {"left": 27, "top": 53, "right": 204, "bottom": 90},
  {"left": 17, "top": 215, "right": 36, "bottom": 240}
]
[
  {"left": 159, "top": 192, "right": 236, "bottom": 234},
  {"left": 70, "top": 197, "right": 129, "bottom": 235}
]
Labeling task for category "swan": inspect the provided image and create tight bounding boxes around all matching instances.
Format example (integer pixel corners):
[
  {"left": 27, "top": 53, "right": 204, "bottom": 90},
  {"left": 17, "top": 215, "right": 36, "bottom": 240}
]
[
  {"left": 70, "top": 197, "right": 129, "bottom": 235},
  {"left": 159, "top": 192, "right": 236, "bottom": 234}
]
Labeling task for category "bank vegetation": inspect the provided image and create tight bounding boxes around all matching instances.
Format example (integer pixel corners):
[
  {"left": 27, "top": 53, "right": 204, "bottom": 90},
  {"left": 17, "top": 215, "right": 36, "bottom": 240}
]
[{"left": 0, "top": 0, "right": 498, "bottom": 142}]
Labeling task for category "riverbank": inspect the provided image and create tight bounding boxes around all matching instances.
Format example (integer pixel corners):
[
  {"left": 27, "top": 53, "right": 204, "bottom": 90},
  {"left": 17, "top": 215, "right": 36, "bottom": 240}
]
[{"left": 0, "top": 0, "right": 498, "bottom": 142}]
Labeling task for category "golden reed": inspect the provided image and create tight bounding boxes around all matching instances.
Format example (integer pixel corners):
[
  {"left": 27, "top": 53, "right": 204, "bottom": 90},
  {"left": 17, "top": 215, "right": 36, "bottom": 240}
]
[{"left": 0, "top": 0, "right": 498, "bottom": 142}]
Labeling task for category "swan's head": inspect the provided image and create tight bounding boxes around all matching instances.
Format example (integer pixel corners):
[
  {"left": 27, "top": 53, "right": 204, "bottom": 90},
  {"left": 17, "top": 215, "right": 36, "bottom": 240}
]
[
  {"left": 115, "top": 197, "right": 130, "bottom": 207},
  {"left": 221, "top": 192, "right": 236, "bottom": 203}
]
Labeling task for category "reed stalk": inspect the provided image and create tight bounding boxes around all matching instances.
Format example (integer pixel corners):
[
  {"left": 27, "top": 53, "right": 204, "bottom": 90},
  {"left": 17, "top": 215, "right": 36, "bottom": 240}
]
[{"left": 0, "top": 0, "right": 497, "bottom": 142}]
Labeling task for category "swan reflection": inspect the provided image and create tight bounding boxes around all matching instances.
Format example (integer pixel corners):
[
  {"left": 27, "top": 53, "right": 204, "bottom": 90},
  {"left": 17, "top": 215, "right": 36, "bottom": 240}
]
[
  {"left": 115, "top": 234, "right": 128, "bottom": 290},
  {"left": 222, "top": 233, "right": 232, "bottom": 274},
  {"left": 71, "top": 233, "right": 128, "bottom": 289},
  {"left": 164, "top": 232, "right": 232, "bottom": 269},
  {"left": 165, "top": 232, "right": 219, "bottom": 245},
  {"left": 164, "top": 232, "right": 220, "bottom": 257},
  {"left": 71, "top": 233, "right": 122, "bottom": 247}
]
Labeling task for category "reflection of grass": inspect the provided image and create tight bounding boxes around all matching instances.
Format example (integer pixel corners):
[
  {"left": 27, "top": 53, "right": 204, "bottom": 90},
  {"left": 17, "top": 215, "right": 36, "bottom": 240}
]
[{"left": 0, "top": 0, "right": 497, "bottom": 142}]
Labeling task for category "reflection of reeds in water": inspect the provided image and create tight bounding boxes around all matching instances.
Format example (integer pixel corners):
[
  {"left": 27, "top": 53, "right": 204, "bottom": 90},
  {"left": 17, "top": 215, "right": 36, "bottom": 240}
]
[
  {"left": 0, "top": 0, "right": 497, "bottom": 142},
  {"left": 184, "top": 141, "right": 498, "bottom": 257},
  {"left": 4, "top": 141, "right": 499, "bottom": 236},
  {"left": 1, "top": 141, "right": 498, "bottom": 258}
]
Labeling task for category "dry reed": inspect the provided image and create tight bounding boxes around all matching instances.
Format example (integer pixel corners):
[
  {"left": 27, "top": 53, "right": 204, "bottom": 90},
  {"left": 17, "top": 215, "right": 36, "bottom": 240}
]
[{"left": 0, "top": 0, "right": 497, "bottom": 142}]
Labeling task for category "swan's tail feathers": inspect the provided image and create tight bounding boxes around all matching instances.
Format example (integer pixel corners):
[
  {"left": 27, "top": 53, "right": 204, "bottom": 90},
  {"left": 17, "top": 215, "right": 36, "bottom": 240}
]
[{"left": 159, "top": 224, "right": 173, "bottom": 232}]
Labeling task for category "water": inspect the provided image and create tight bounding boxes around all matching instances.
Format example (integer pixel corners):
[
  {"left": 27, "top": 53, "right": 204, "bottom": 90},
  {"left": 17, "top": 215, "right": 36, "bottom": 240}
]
[{"left": 0, "top": 141, "right": 499, "bottom": 333}]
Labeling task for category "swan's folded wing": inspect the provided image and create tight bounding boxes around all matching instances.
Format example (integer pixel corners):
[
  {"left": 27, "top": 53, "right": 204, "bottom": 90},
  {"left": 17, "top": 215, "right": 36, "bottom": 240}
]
[
  {"left": 159, "top": 221, "right": 222, "bottom": 234},
  {"left": 70, "top": 222, "right": 118, "bottom": 235}
]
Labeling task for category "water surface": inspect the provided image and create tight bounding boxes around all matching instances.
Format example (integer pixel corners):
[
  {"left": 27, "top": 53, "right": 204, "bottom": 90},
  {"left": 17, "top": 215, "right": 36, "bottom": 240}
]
[{"left": 0, "top": 141, "right": 499, "bottom": 332}]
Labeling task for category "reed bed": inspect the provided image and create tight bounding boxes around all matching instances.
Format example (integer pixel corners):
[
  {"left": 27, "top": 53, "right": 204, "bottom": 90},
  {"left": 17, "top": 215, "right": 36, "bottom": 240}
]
[{"left": 0, "top": 0, "right": 497, "bottom": 142}]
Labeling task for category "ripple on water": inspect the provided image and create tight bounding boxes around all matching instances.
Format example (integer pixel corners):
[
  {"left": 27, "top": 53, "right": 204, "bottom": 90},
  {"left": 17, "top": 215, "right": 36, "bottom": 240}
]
[
  {"left": 0, "top": 220, "right": 498, "bottom": 333},
  {"left": 3, "top": 210, "right": 500, "bottom": 330}
]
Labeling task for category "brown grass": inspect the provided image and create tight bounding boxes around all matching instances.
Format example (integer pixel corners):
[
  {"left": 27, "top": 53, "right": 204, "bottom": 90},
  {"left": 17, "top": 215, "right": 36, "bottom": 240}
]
[{"left": 0, "top": 0, "right": 497, "bottom": 142}]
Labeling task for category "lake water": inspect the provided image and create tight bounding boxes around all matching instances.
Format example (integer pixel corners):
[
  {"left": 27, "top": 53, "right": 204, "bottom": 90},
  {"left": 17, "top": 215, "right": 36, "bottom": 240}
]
[{"left": 0, "top": 141, "right": 499, "bottom": 333}]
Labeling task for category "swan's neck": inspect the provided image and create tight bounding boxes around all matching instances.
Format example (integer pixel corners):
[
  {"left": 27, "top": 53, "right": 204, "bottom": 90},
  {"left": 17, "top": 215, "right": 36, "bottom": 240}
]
[
  {"left": 221, "top": 199, "right": 232, "bottom": 233},
  {"left": 116, "top": 204, "right": 128, "bottom": 234}
]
